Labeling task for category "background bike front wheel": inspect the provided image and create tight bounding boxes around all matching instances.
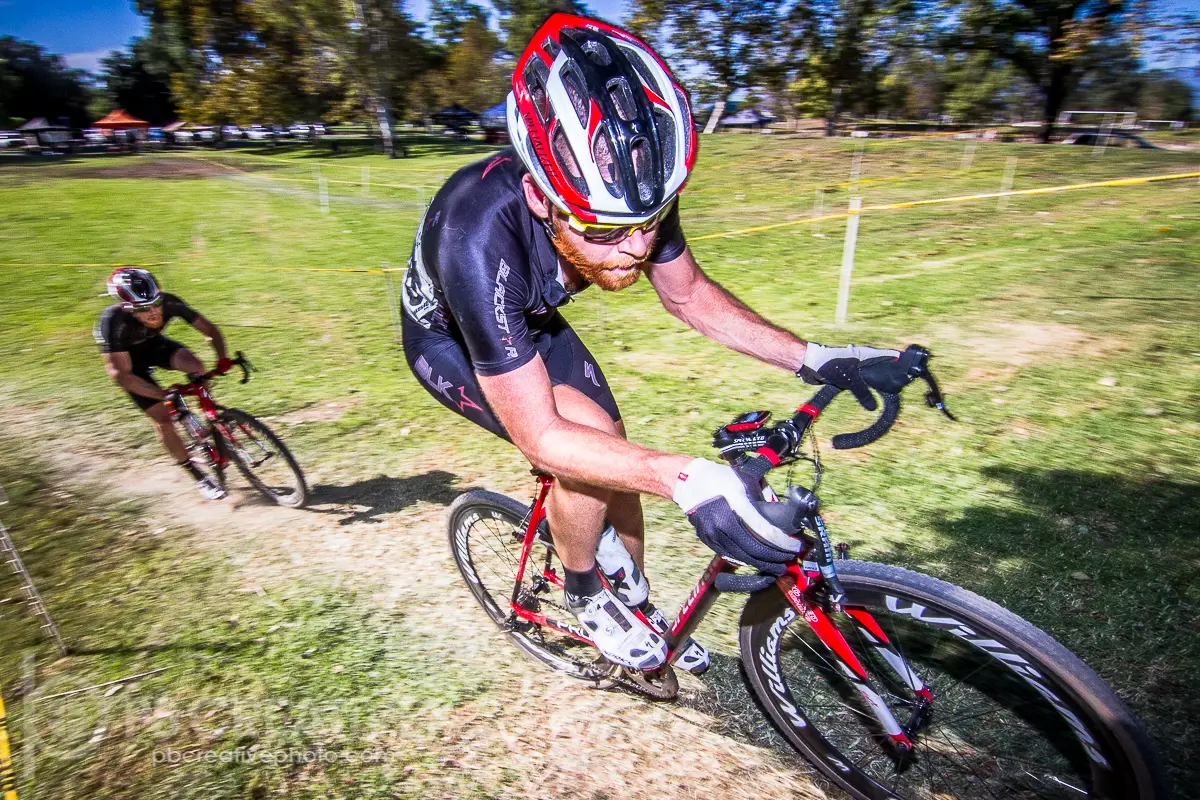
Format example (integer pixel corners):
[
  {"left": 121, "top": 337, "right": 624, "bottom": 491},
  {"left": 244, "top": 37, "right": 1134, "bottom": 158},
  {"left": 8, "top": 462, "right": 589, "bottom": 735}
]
[
  {"left": 217, "top": 408, "right": 307, "bottom": 507},
  {"left": 447, "top": 489, "right": 617, "bottom": 685},
  {"left": 739, "top": 560, "right": 1165, "bottom": 800}
]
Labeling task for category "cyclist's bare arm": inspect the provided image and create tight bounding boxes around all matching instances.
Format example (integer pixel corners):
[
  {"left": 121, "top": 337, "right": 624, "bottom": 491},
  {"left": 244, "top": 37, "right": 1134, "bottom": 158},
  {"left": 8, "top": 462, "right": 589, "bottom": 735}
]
[
  {"left": 103, "top": 351, "right": 167, "bottom": 401},
  {"left": 189, "top": 314, "right": 228, "bottom": 361},
  {"left": 645, "top": 247, "right": 807, "bottom": 373},
  {"left": 477, "top": 358, "right": 690, "bottom": 498}
]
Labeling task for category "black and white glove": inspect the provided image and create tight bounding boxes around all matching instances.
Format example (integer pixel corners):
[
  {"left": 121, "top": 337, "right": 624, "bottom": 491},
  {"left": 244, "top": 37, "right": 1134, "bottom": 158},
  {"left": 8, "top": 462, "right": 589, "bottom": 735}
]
[
  {"left": 797, "top": 342, "right": 901, "bottom": 411},
  {"left": 673, "top": 458, "right": 800, "bottom": 576}
]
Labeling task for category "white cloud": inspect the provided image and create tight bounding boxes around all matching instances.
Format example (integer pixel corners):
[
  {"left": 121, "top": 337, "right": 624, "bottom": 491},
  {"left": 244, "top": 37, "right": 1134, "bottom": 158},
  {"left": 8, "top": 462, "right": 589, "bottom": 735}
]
[{"left": 63, "top": 49, "right": 115, "bottom": 74}]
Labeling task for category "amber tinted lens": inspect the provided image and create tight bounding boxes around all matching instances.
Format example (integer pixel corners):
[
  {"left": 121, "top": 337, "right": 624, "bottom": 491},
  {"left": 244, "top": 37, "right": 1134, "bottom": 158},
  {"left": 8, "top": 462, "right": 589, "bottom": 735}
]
[{"left": 577, "top": 211, "right": 665, "bottom": 244}]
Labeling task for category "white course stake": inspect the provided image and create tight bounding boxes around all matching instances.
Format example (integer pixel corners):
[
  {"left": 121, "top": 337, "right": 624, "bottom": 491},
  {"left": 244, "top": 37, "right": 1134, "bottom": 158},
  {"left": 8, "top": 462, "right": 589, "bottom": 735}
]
[
  {"left": 318, "top": 177, "right": 329, "bottom": 214},
  {"left": 1095, "top": 116, "right": 1112, "bottom": 157},
  {"left": 813, "top": 189, "right": 825, "bottom": 236},
  {"left": 998, "top": 157, "right": 1017, "bottom": 211},
  {"left": 960, "top": 141, "right": 977, "bottom": 171},
  {"left": 850, "top": 142, "right": 864, "bottom": 193},
  {"left": 835, "top": 196, "right": 863, "bottom": 325},
  {"left": 362, "top": 165, "right": 370, "bottom": 196}
]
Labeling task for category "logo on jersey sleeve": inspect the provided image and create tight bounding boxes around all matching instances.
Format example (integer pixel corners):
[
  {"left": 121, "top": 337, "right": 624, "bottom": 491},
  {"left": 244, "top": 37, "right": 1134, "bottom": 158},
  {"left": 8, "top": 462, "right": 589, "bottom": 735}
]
[{"left": 493, "top": 259, "right": 519, "bottom": 359}]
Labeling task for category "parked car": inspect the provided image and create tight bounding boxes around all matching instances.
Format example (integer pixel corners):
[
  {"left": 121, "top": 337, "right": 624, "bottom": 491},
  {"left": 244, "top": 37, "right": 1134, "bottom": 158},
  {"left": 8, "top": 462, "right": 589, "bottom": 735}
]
[
  {"left": 220, "top": 125, "right": 244, "bottom": 140},
  {"left": 288, "top": 123, "right": 310, "bottom": 137},
  {"left": 311, "top": 123, "right": 327, "bottom": 136},
  {"left": 194, "top": 127, "right": 216, "bottom": 142},
  {"left": 172, "top": 129, "right": 194, "bottom": 143},
  {"left": 245, "top": 125, "right": 272, "bottom": 140},
  {"left": 1061, "top": 131, "right": 1159, "bottom": 149},
  {"left": 82, "top": 128, "right": 107, "bottom": 144},
  {"left": 0, "top": 131, "right": 23, "bottom": 149}
]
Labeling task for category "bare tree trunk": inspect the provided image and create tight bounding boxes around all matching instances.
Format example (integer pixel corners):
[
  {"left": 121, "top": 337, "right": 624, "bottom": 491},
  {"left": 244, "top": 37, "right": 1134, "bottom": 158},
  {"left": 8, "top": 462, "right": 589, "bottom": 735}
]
[
  {"left": 353, "top": 0, "right": 396, "bottom": 158},
  {"left": 1039, "top": 65, "right": 1069, "bottom": 144}
]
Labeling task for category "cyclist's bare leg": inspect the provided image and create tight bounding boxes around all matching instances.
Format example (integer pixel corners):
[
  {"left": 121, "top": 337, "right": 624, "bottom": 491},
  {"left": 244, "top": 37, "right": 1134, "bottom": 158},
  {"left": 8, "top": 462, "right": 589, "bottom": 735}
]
[
  {"left": 146, "top": 401, "right": 189, "bottom": 463},
  {"left": 544, "top": 385, "right": 645, "bottom": 572},
  {"left": 606, "top": 419, "right": 646, "bottom": 570},
  {"left": 170, "top": 347, "right": 205, "bottom": 374}
]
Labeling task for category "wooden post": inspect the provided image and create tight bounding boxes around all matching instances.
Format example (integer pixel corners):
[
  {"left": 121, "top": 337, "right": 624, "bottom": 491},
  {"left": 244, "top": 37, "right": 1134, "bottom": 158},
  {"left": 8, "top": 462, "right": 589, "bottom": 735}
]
[{"left": 835, "top": 196, "right": 863, "bottom": 325}]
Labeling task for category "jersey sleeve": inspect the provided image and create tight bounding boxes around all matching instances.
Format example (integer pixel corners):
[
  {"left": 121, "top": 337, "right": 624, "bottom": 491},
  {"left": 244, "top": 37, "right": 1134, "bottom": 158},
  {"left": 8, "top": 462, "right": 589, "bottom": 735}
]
[
  {"left": 162, "top": 293, "right": 200, "bottom": 324},
  {"left": 432, "top": 209, "right": 539, "bottom": 377},
  {"left": 94, "top": 307, "right": 122, "bottom": 353},
  {"left": 649, "top": 202, "right": 687, "bottom": 265}
]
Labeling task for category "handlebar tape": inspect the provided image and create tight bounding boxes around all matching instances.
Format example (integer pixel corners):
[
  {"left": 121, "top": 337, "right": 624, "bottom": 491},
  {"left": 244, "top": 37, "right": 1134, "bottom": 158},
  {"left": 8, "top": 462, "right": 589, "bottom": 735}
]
[
  {"left": 714, "top": 572, "right": 777, "bottom": 594},
  {"left": 831, "top": 392, "right": 901, "bottom": 450}
]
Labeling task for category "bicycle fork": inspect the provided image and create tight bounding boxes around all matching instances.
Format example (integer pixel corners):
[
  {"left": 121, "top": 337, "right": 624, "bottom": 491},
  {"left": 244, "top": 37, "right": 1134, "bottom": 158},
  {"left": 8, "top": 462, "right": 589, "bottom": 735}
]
[{"left": 778, "top": 561, "right": 934, "bottom": 760}]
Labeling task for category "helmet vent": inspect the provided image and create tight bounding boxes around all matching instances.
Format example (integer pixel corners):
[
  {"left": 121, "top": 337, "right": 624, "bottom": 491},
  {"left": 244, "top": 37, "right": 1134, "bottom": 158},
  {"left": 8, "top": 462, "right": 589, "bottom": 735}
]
[
  {"left": 673, "top": 86, "right": 693, "bottom": 160},
  {"left": 652, "top": 108, "right": 676, "bottom": 182},
  {"left": 593, "top": 129, "right": 624, "bottom": 199},
  {"left": 552, "top": 125, "right": 589, "bottom": 197},
  {"left": 580, "top": 39, "right": 612, "bottom": 67},
  {"left": 560, "top": 65, "right": 590, "bottom": 129},
  {"left": 630, "top": 139, "right": 655, "bottom": 205},
  {"left": 524, "top": 58, "right": 551, "bottom": 124},
  {"left": 618, "top": 45, "right": 665, "bottom": 99},
  {"left": 542, "top": 37, "right": 561, "bottom": 61},
  {"left": 607, "top": 78, "right": 636, "bottom": 122}
]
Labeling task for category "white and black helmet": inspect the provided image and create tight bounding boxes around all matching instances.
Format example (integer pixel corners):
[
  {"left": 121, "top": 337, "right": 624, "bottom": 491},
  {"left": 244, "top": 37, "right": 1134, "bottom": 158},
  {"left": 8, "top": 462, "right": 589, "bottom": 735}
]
[
  {"left": 107, "top": 267, "right": 163, "bottom": 310},
  {"left": 506, "top": 13, "right": 697, "bottom": 225}
]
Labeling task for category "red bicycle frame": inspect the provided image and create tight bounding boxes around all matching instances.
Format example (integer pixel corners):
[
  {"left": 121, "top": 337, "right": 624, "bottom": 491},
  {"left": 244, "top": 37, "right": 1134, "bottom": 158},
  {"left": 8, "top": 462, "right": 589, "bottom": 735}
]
[{"left": 508, "top": 474, "right": 930, "bottom": 748}]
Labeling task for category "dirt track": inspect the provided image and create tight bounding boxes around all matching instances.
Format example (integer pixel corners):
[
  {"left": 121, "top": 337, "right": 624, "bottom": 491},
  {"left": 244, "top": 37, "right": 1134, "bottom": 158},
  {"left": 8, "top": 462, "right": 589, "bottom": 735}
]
[{"left": 5, "top": 399, "right": 830, "bottom": 799}]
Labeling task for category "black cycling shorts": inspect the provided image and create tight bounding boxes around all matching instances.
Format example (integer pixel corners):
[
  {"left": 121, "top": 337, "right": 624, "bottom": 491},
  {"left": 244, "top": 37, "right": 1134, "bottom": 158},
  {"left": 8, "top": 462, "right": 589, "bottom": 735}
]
[
  {"left": 123, "top": 336, "right": 186, "bottom": 412},
  {"left": 402, "top": 311, "right": 619, "bottom": 441}
]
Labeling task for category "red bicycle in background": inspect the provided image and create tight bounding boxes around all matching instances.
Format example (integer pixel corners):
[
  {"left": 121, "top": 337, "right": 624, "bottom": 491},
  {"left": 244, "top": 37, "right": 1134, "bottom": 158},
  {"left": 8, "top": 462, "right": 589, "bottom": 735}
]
[
  {"left": 166, "top": 351, "right": 307, "bottom": 507},
  {"left": 448, "top": 346, "right": 1165, "bottom": 800}
]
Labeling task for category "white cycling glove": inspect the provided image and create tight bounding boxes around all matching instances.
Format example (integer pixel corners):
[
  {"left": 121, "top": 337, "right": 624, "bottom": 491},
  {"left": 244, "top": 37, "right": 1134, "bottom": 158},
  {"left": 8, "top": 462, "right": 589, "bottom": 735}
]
[{"left": 673, "top": 458, "right": 801, "bottom": 576}]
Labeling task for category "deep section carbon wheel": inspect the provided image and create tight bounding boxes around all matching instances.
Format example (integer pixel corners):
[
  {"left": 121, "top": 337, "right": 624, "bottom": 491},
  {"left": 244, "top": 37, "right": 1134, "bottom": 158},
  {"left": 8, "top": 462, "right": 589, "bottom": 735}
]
[{"left": 739, "top": 560, "right": 1165, "bottom": 800}]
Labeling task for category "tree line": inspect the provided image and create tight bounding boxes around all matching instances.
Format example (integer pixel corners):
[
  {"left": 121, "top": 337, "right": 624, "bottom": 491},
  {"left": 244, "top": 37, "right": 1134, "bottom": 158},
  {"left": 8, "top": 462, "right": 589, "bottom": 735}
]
[{"left": 1, "top": 0, "right": 1195, "bottom": 147}]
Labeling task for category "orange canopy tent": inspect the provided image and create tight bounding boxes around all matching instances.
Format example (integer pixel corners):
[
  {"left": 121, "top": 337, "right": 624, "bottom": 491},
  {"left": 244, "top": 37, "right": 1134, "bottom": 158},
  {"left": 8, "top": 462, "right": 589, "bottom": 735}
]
[{"left": 93, "top": 109, "right": 149, "bottom": 130}]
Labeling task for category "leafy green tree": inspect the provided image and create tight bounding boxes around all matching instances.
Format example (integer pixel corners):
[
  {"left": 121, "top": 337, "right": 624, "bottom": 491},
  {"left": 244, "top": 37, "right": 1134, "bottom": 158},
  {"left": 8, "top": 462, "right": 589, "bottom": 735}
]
[
  {"left": 435, "top": 17, "right": 509, "bottom": 111},
  {"left": 950, "top": 0, "right": 1143, "bottom": 141},
  {"left": 97, "top": 38, "right": 178, "bottom": 126},
  {"left": 1139, "top": 71, "right": 1194, "bottom": 120},
  {"left": 430, "top": 0, "right": 490, "bottom": 44},
  {"left": 0, "top": 37, "right": 94, "bottom": 128},
  {"left": 493, "top": 0, "right": 587, "bottom": 56}
]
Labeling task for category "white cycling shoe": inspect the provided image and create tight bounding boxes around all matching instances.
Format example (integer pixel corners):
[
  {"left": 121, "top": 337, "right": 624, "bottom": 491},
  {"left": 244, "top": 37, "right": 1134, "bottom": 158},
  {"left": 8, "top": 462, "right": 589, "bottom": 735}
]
[
  {"left": 565, "top": 581, "right": 667, "bottom": 671},
  {"left": 196, "top": 476, "right": 226, "bottom": 501},
  {"left": 594, "top": 525, "right": 711, "bottom": 674}
]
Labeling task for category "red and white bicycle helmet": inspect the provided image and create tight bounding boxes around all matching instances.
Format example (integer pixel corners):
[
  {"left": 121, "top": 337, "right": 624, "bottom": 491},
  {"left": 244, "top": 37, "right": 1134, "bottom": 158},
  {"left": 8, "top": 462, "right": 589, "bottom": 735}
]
[
  {"left": 107, "top": 267, "right": 163, "bottom": 310},
  {"left": 506, "top": 13, "right": 698, "bottom": 225}
]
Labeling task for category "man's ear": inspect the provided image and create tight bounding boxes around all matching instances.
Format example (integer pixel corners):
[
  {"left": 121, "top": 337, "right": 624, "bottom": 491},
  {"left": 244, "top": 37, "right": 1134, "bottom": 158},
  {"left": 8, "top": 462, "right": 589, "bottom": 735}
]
[{"left": 521, "top": 173, "right": 552, "bottom": 222}]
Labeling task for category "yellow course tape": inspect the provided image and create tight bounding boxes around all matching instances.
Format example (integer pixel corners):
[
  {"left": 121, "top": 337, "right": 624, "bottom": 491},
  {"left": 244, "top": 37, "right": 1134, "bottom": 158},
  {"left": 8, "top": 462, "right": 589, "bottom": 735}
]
[
  {"left": 0, "top": 692, "right": 17, "bottom": 800},
  {"left": 692, "top": 170, "right": 1200, "bottom": 241}
]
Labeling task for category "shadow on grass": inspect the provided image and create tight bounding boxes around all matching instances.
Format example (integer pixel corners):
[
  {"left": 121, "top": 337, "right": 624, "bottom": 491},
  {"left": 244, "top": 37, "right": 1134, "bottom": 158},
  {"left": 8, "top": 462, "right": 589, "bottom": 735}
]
[
  {"left": 307, "top": 469, "right": 474, "bottom": 525},
  {"left": 883, "top": 465, "right": 1200, "bottom": 795}
]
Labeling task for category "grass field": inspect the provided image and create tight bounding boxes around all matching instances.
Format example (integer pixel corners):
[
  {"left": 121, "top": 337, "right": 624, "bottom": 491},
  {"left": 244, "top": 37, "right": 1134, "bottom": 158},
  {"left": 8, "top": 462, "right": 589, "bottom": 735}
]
[{"left": 0, "top": 134, "right": 1198, "bottom": 799}]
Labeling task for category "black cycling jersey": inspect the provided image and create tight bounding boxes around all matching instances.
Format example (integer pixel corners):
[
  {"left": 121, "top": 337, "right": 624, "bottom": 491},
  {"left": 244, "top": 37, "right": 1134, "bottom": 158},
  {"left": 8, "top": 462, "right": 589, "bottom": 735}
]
[
  {"left": 94, "top": 293, "right": 199, "bottom": 354},
  {"left": 401, "top": 148, "right": 687, "bottom": 377}
]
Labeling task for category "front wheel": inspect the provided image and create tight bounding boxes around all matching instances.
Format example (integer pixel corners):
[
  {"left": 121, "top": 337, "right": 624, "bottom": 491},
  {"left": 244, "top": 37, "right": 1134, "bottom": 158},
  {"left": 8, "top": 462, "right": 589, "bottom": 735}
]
[
  {"left": 215, "top": 408, "right": 307, "bottom": 507},
  {"left": 739, "top": 560, "right": 1165, "bottom": 800}
]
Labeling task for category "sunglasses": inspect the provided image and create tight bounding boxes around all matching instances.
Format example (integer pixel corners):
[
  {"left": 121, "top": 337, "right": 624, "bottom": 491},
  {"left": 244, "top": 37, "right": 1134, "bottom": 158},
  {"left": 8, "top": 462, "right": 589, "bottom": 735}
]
[
  {"left": 563, "top": 202, "right": 673, "bottom": 244},
  {"left": 130, "top": 297, "right": 164, "bottom": 312}
]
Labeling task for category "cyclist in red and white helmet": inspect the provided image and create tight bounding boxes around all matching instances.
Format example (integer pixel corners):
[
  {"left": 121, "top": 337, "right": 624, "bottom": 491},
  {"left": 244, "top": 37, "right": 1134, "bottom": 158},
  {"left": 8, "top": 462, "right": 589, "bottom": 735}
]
[
  {"left": 95, "top": 268, "right": 235, "bottom": 500},
  {"left": 402, "top": 13, "right": 901, "bottom": 672}
]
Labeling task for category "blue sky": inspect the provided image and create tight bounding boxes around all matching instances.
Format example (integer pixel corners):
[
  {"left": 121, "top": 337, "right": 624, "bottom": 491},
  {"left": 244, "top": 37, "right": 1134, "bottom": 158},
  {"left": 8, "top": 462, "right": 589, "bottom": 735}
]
[
  {"left": 0, "top": 0, "right": 629, "bottom": 73},
  {"left": 0, "top": 0, "right": 1194, "bottom": 75}
]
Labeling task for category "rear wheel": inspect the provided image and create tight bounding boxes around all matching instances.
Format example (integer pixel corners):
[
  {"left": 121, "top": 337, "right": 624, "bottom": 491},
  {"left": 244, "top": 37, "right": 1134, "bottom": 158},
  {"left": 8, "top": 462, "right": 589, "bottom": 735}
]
[
  {"left": 216, "top": 408, "right": 307, "bottom": 507},
  {"left": 739, "top": 560, "right": 1165, "bottom": 800},
  {"left": 447, "top": 489, "right": 617, "bottom": 685}
]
